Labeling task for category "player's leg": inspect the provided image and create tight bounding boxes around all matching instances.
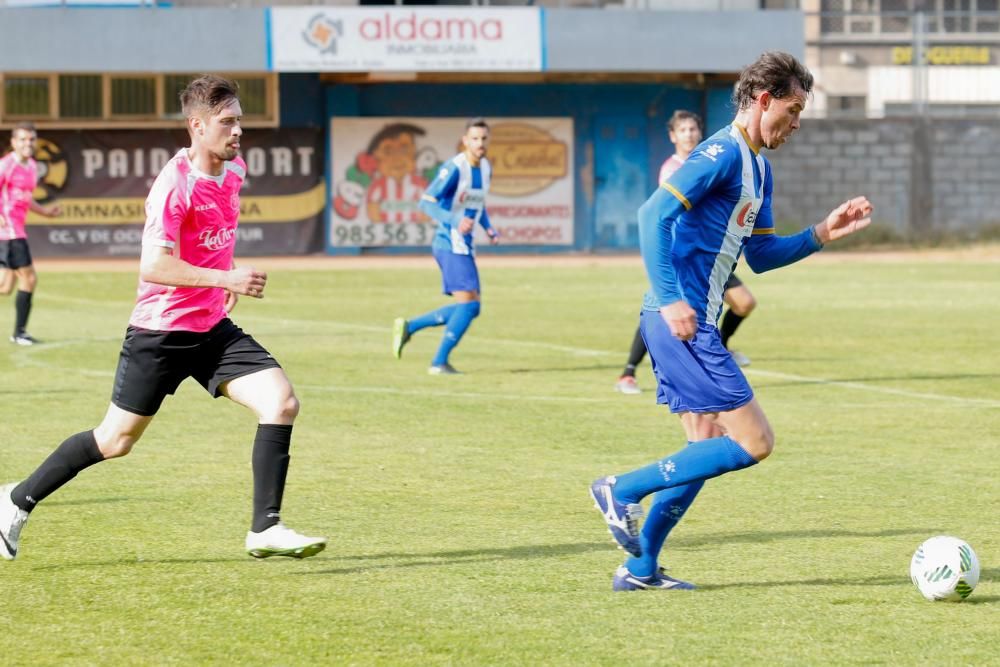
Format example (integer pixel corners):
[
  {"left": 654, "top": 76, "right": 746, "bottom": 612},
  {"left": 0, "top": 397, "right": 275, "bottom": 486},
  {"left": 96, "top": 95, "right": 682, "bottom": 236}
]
[
  {"left": 429, "top": 288, "right": 480, "bottom": 374},
  {"left": 615, "top": 326, "right": 646, "bottom": 395},
  {"left": 11, "top": 262, "right": 38, "bottom": 344},
  {"left": 592, "top": 312, "right": 766, "bottom": 556},
  {"left": 616, "top": 413, "right": 721, "bottom": 590},
  {"left": 209, "top": 326, "right": 325, "bottom": 559},
  {"left": 1, "top": 327, "right": 172, "bottom": 560},
  {"left": 393, "top": 248, "right": 461, "bottom": 359},
  {"left": 1, "top": 405, "right": 153, "bottom": 560},
  {"left": 0, "top": 241, "right": 13, "bottom": 296},
  {"left": 719, "top": 276, "right": 756, "bottom": 366}
]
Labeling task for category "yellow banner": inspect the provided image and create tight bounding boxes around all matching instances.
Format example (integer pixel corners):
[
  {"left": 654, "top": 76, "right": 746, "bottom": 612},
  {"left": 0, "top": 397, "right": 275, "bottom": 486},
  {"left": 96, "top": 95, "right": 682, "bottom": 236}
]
[{"left": 27, "top": 183, "right": 327, "bottom": 225}]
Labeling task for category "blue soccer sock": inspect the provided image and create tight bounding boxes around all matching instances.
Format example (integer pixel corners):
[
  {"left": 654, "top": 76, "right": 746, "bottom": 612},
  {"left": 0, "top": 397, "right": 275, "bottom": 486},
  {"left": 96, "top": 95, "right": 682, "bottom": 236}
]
[
  {"left": 407, "top": 303, "right": 460, "bottom": 335},
  {"left": 612, "top": 435, "right": 758, "bottom": 504},
  {"left": 625, "top": 480, "right": 704, "bottom": 577},
  {"left": 432, "top": 301, "right": 480, "bottom": 366}
]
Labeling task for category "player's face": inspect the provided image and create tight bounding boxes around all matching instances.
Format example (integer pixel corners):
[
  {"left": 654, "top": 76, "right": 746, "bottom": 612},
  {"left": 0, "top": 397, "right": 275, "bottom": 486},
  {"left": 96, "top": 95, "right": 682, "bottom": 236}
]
[
  {"left": 759, "top": 84, "right": 807, "bottom": 150},
  {"left": 462, "top": 126, "right": 489, "bottom": 163},
  {"left": 668, "top": 119, "right": 702, "bottom": 154},
  {"left": 10, "top": 129, "right": 37, "bottom": 161},
  {"left": 196, "top": 99, "right": 243, "bottom": 161}
]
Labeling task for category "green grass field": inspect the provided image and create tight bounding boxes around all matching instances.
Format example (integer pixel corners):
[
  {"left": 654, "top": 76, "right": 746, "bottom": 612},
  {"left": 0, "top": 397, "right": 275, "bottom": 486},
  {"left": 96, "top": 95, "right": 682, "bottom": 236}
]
[{"left": 1, "top": 254, "right": 998, "bottom": 665}]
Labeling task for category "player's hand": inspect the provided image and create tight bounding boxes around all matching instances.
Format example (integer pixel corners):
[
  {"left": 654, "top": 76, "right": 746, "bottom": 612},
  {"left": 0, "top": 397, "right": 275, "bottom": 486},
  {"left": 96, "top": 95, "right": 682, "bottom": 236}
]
[
  {"left": 223, "top": 290, "right": 239, "bottom": 313},
  {"left": 487, "top": 229, "right": 500, "bottom": 245},
  {"left": 816, "top": 196, "right": 873, "bottom": 244},
  {"left": 43, "top": 204, "right": 61, "bottom": 217},
  {"left": 227, "top": 266, "right": 267, "bottom": 299},
  {"left": 0, "top": 214, "right": 7, "bottom": 229},
  {"left": 458, "top": 217, "right": 475, "bottom": 234},
  {"left": 660, "top": 300, "right": 697, "bottom": 341}
]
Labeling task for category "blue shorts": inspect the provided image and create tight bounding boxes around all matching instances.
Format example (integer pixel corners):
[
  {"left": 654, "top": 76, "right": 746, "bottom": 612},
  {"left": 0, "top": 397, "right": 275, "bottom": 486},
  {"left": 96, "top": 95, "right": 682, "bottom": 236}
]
[
  {"left": 433, "top": 248, "right": 480, "bottom": 295},
  {"left": 640, "top": 310, "right": 754, "bottom": 414}
]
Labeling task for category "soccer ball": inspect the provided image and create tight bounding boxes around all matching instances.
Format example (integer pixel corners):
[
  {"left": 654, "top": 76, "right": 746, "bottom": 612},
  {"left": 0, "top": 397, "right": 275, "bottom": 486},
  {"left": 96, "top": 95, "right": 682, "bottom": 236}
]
[{"left": 910, "top": 536, "right": 980, "bottom": 602}]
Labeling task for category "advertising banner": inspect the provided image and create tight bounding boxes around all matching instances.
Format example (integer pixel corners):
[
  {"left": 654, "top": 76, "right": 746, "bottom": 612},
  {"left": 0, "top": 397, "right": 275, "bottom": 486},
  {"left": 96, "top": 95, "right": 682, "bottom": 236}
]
[
  {"left": 270, "top": 7, "right": 543, "bottom": 72},
  {"left": 329, "top": 117, "right": 574, "bottom": 249},
  {"left": 18, "top": 129, "right": 325, "bottom": 257}
]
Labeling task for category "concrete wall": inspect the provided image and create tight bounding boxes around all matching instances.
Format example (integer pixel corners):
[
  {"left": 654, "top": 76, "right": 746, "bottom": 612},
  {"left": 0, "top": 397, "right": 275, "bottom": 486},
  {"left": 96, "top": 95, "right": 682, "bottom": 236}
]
[{"left": 767, "top": 118, "right": 1000, "bottom": 237}]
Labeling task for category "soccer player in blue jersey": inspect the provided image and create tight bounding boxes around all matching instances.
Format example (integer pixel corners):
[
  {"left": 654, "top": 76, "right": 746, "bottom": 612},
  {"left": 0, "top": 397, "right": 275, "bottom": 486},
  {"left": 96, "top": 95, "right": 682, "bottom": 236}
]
[
  {"left": 392, "top": 118, "right": 499, "bottom": 375},
  {"left": 591, "top": 51, "right": 873, "bottom": 591}
]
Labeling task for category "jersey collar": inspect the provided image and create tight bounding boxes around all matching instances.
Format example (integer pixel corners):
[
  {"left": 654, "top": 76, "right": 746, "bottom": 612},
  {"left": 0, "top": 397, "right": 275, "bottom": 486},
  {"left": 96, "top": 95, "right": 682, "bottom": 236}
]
[{"left": 733, "top": 123, "right": 761, "bottom": 155}]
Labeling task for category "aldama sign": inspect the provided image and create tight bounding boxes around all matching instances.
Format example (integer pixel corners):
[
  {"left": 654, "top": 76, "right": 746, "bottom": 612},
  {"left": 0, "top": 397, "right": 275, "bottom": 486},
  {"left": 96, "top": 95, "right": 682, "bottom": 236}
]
[{"left": 268, "top": 7, "right": 544, "bottom": 72}]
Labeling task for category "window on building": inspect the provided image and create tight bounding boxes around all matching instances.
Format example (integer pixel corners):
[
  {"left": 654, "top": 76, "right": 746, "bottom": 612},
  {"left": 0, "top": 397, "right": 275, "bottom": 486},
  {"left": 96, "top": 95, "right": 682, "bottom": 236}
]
[
  {"left": 3, "top": 76, "right": 51, "bottom": 117},
  {"left": 830, "top": 95, "right": 867, "bottom": 117},
  {"left": 111, "top": 76, "right": 157, "bottom": 117},
  {"left": 59, "top": 75, "right": 102, "bottom": 119}
]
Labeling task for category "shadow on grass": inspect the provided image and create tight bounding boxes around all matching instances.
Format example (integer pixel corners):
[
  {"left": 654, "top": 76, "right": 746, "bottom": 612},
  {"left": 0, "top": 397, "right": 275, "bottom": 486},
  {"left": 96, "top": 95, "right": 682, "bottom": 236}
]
[
  {"left": 503, "top": 364, "right": 621, "bottom": 375},
  {"left": 295, "top": 541, "right": 614, "bottom": 576},
  {"left": 698, "top": 567, "right": 1000, "bottom": 593},
  {"left": 42, "top": 496, "right": 135, "bottom": 507},
  {"left": 753, "top": 372, "right": 1000, "bottom": 388},
  {"left": 669, "top": 526, "right": 942, "bottom": 549}
]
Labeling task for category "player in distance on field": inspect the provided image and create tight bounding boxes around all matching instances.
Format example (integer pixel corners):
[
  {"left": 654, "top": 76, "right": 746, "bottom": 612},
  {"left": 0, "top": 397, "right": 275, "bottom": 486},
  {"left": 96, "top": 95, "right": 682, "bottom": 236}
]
[
  {"left": 615, "top": 110, "right": 757, "bottom": 396},
  {"left": 591, "top": 51, "right": 873, "bottom": 591},
  {"left": 0, "top": 76, "right": 325, "bottom": 562},
  {"left": 392, "top": 117, "right": 500, "bottom": 375},
  {"left": 0, "top": 122, "right": 62, "bottom": 346}
]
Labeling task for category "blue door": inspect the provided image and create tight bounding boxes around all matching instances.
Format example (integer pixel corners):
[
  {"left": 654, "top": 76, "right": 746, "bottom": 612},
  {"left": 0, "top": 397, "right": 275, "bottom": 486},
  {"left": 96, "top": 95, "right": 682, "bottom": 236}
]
[{"left": 593, "top": 114, "right": 650, "bottom": 250}]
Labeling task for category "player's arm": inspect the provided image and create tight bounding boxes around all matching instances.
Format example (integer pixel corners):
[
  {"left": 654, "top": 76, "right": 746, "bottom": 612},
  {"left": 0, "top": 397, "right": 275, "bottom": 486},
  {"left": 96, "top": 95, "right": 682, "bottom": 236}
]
[
  {"left": 224, "top": 260, "right": 240, "bottom": 312},
  {"left": 29, "top": 199, "right": 61, "bottom": 217},
  {"left": 139, "top": 246, "right": 265, "bottom": 298},
  {"left": 478, "top": 209, "right": 499, "bottom": 244},
  {"left": 745, "top": 173, "right": 872, "bottom": 272},
  {"left": 418, "top": 164, "right": 460, "bottom": 226}
]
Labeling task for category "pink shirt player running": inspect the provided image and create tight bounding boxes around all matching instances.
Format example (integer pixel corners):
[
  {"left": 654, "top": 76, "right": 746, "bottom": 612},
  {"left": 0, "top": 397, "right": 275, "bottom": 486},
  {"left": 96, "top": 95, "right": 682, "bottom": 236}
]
[
  {"left": 129, "top": 149, "right": 246, "bottom": 332},
  {"left": 657, "top": 154, "right": 685, "bottom": 185},
  {"left": 0, "top": 153, "right": 39, "bottom": 241}
]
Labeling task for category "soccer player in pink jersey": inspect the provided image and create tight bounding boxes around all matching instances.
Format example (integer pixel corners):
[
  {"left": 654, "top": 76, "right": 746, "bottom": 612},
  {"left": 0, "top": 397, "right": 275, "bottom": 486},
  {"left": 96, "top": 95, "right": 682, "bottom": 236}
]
[
  {"left": 615, "top": 110, "right": 758, "bottom": 396},
  {"left": 0, "top": 76, "right": 326, "bottom": 561},
  {"left": 0, "top": 122, "right": 62, "bottom": 346}
]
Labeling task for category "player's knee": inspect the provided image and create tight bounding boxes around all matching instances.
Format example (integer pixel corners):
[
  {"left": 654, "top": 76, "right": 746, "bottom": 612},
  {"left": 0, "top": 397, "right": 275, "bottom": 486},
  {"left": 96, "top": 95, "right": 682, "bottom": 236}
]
[
  {"left": 94, "top": 432, "right": 138, "bottom": 459},
  {"left": 262, "top": 393, "right": 299, "bottom": 423},
  {"left": 731, "top": 293, "right": 756, "bottom": 316},
  {"left": 743, "top": 427, "right": 775, "bottom": 461}
]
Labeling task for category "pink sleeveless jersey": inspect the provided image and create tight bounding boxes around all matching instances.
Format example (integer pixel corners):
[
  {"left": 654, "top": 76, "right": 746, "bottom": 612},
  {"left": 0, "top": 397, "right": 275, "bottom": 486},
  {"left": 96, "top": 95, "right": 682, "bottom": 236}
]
[
  {"left": 0, "top": 154, "right": 38, "bottom": 241},
  {"left": 129, "top": 149, "right": 246, "bottom": 332}
]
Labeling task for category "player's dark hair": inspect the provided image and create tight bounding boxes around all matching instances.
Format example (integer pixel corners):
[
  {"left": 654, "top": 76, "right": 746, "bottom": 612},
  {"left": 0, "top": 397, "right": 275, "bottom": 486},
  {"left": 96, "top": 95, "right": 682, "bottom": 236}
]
[
  {"left": 181, "top": 75, "right": 240, "bottom": 118},
  {"left": 668, "top": 110, "right": 703, "bottom": 133},
  {"left": 733, "top": 51, "right": 813, "bottom": 111},
  {"left": 12, "top": 121, "right": 36, "bottom": 137},
  {"left": 366, "top": 123, "right": 426, "bottom": 155},
  {"left": 465, "top": 117, "right": 489, "bottom": 132}
]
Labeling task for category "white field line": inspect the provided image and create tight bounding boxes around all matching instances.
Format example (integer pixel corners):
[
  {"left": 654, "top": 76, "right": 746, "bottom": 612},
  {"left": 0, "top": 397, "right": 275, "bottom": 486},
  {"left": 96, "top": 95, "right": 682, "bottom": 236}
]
[{"left": 23, "top": 295, "right": 1000, "bottom": 408}]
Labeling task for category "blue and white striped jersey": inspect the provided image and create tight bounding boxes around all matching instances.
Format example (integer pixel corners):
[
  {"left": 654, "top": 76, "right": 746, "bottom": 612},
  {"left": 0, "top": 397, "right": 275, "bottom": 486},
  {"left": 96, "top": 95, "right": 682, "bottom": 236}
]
[
  {"left": 420, "top": 152, "right": 493, "bottom": 255},
  {"left": 639, "top": 123, "right": 821, "bottom": 325}
]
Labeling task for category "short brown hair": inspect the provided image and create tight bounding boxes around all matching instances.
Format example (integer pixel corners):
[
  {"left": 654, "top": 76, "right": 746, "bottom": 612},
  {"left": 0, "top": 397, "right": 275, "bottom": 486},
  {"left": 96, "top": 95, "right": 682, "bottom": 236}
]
[
  {"left": 668, "top": 110, "right": 703, "bottom": 133},
  {"left": 12, "top": 121, "right": 36, "bottom": 138},
  {"left": 180, "top": 75, "right": 240, "bottom": 118},
  {"left": 733, "top": 51, "right": 813, "bottom": 111},
  {"left": 465, "top": 117, "right": 489, "bottom": 132}
]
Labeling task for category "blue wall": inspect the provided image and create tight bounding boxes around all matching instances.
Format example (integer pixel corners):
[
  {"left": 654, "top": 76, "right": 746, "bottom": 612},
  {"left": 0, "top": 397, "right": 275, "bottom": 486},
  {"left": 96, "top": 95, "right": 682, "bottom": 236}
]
[{"left": 319, "top": 79, "right": 736, "bottom": 254}]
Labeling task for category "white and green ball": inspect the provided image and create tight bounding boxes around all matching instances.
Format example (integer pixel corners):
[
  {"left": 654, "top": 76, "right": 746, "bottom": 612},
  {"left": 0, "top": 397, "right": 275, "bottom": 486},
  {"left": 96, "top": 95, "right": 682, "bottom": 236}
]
[{"left": 910, "top": 536, "right": 980, "bottom": 602}]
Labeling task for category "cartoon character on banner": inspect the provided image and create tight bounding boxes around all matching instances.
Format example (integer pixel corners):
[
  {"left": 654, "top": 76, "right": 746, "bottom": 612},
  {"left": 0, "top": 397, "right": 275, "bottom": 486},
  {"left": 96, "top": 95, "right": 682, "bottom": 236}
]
[{"left": 333, "top": 123, "right": 441, "bottom": 224}]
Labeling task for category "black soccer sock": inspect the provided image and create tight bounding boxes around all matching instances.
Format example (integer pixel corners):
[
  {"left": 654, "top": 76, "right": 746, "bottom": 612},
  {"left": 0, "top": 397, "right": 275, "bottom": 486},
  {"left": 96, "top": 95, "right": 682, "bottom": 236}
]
[
  {"left": 14, "top": 290, "right": 32, "bottom": 335},
  {"left": 11, "top": 431, "right": 105, "bottom": 512},
  {"left": 622, "top": 327, "right": 647, "bottom": 376},
  {"left": 251, "top": 424, "right": 292, "bottom": 533},
  {"left": 719, "top": 309, "right": 746, "bottom": 349}
]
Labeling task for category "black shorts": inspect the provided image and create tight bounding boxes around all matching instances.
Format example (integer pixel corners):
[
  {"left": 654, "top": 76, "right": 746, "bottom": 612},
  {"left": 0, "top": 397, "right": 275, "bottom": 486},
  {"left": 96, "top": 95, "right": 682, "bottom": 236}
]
[
  {"left": 111, "top": 318, "right": 282, "bottom": 417},
  {"left": 724, "top": 273, "right": 743, "bottom": 291},
  {"left": 0, "top": 239, "right": 32, "bottom": 270}
]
